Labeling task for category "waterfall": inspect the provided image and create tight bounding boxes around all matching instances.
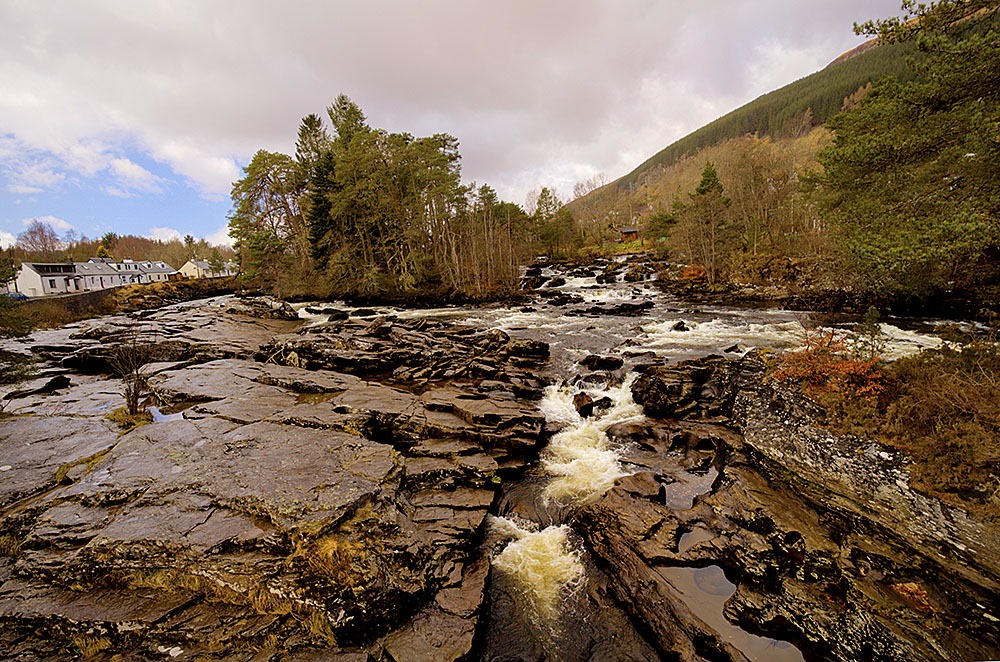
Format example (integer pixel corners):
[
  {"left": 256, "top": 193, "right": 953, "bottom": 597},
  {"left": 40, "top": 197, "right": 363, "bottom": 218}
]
[
  {"left": 539, "top": 375, "right": 644, "bottom": 505},
  {"left": 489, "top": 517, "right": 584, "bottom": 625}
]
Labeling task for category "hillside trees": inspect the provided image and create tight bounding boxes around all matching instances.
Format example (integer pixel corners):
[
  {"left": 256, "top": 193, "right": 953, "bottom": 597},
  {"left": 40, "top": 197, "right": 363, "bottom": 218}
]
[
  {"left": 9, "top": 219, "right": 224, "bottom": 267},
  {"left": 670, "top": 163, "right": 731, "bottom": 285},
  {"left": 817, "top": 1, "right": 1000, "bottom": 297}
]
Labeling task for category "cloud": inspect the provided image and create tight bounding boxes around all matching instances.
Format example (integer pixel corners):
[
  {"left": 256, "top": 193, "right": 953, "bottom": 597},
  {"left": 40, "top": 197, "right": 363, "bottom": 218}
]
[
  {"left": 204, "top": 224, "right": 233, "bottom": 247},
  {"left": 0, "top": 0, "right": 905, "bottom": 211},
  {"left": 23, "top": 215, "right": 74, "bottom": 232},
  {"left": 5, "top": 160, "right": 66, "bottom": 194},
  {"left": 147, "top": 226, "right": 183, "bottom": 242},
  {"left": 0, "top": 230, "right": 15, "bottom": 248},
  {"left": 109, "top": 157, "right": 162, "bottom": 193}
]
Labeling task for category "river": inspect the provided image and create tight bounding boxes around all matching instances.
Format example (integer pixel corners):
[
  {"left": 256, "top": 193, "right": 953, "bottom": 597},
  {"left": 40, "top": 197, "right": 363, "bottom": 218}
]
[{"left": 298, "top": 256, "right": 951, "bottom": 661}]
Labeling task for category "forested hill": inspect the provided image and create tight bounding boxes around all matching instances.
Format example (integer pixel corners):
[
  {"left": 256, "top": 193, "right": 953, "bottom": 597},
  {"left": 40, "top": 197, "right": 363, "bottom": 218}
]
[{"left": 614, "top": 36, "right": 913, "bottom": 190}]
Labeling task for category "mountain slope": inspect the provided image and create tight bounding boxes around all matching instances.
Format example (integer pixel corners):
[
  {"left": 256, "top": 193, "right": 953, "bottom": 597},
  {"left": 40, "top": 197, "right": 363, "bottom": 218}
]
[{"left": 613, "top": 38, "right": 914, "bottom": 191}]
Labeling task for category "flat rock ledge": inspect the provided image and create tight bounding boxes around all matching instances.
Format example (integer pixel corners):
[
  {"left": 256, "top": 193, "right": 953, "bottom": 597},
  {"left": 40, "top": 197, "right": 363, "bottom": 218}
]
[{"left": 0, "top": 298, "right": 548, "bottom": 661}]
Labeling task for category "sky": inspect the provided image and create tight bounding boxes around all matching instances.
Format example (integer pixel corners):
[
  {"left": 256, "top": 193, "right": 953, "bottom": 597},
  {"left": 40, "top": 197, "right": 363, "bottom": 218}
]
[{"left": 0, "top": 0, "right": 904, "bottom": 250}]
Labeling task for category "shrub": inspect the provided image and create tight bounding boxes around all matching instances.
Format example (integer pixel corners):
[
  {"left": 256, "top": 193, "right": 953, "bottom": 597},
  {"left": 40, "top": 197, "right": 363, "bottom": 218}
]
[
  {"left": 880, "top": 341, "right": 1000, "bottom": 515},
  {"left": 771, "top": 325, "right": 888, "bottom": 401},
  {"left": 772, "top": 325, "right": 1000, "bottom": 519}
]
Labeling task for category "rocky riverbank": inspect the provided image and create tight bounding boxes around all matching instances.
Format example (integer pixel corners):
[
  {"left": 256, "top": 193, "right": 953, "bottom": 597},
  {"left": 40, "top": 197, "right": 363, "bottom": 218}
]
[
  {"left": 578, "top": 355, "right": 999, "bottom": 661},
  {"left": 0, "top": 295, "right": 548, "bottom": 660},
  {"left": 1, "top": 292, "right": 996, "bottom": 660},
  {"left": 525, "top": 253, "right": 1000, "bottom": 322}
]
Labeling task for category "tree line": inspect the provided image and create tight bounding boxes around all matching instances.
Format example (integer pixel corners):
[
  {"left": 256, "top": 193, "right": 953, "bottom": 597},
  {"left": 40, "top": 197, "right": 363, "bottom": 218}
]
[{"left": 229, "top": 95, "right": 577, "bottom": 299}]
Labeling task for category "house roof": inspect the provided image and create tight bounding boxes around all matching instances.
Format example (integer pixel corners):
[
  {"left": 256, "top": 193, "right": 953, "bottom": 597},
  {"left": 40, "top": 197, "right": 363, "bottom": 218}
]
[
  {"left": 140, "top": 261, "right": 176, "bottom": 274},
  {"left": 21, "top": 262, "right": 76, "bottom": 275},
  {"left": 75, "top": 261, "right": 121, "bottom": 277}
]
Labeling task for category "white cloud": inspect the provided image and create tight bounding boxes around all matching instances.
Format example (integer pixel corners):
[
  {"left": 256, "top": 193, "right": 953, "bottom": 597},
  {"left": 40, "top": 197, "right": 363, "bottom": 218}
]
[
  {"left": 23, "top": 215, "right": 74, "bottom": 232},
  {"left": 109, "top": 157, "right": 162, "bottom": 193},
  {"left": 6, "top": 161, "right": 66, "bottom": 194},
  {"left": 0, "top": 0, "right": 905, "bottom": 212},
  {"left": 151, "top": 141, "right": 240, "bottom": 198},
  {"left": 147, "top": 226, "right": 183, "bottom": 242},
  {"left": 104, "top": 185, "right": 134, "bottom": 198},
  {"left": 204, "top": 224, "right": 233, "bottom": 247},
  {"left": 0, "top": 231, "right": 15, "bottom": 248}
]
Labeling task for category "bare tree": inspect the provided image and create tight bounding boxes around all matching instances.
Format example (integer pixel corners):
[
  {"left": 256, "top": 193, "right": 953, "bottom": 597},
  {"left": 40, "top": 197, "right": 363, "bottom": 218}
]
[
  {"left": 17, "top": 220, "right": 63, "bottom": 260},
  {"left": 572, "top": 173, "right": 609, "bottom": 200},
  {"left": 108, "top": 322, "right": 153, "bottom": 416}
]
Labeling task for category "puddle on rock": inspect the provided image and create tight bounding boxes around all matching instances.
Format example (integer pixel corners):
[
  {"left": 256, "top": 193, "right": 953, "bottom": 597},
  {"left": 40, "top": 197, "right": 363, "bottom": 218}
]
[
  {"left": 662, "top": 467, "right": 719, "bottom": 510},
  {"left": 658, "top": 565, "right": 804, "bottom": 661},
  {"left": 677, "top": 525, "right": 716, "bottom": 553}
]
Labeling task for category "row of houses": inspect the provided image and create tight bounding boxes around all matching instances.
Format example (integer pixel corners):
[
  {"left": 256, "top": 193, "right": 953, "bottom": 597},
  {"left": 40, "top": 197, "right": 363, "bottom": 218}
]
[{"left": 6, "top": 258, "right": 237, "bottom": 298}]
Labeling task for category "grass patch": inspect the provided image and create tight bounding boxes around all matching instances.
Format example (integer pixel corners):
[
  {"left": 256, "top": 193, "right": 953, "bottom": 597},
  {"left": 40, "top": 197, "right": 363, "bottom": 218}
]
[
  {"left": 54, "top": 448, "right": 112, "bottom": 484},
  {"left": 0, "top": 534, "right": 23, "bottom": 557},
  {"left": 878, "top": 342, "right": 1000, "bottom": 517},
  {"left": 105, "top": 406, "right": 152, "bottom": 432},
  {"left": 71, "top": 634, "right": 111, "bottom": 659},
  {"left": 771, "top": 326, "right": 1000, "bottom": 519},
  {"left": 294, "top": 534, "right": 367, "bottom": 587}
]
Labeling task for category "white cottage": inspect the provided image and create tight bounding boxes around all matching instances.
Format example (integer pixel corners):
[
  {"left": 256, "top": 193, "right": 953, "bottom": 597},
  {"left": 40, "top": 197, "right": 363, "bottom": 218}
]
[
  {"left": 13, "top": 263, "right": 82, "bottom": 297},
  {"left": 75, "top": 259, "right": 129, "bottom": 291},
  {"left": 180, "top": 259, "right": 236, "bottom": 279}
]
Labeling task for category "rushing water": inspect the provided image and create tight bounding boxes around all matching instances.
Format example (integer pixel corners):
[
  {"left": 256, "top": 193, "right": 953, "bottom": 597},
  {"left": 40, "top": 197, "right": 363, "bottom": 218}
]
[{"left": 297, "top": 258, "right": 951, "bottom": 659}]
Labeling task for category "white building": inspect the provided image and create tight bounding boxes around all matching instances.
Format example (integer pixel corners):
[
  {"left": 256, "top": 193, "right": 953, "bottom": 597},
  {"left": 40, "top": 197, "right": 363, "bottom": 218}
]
[
  {"left": 115, "top": 259, "right": 178, "bottom": 284},
  {"left": 14, "top": 263, "right": 81, "bottom": 297},
  {"left": 75, "top": 260, "right": 129, "bottom": 291},
  {"left": 179, "top": 259, "right": 237, "bottom": 279},
  {"left": 11, "top": 258, "right": 178, "bottom": 297}
]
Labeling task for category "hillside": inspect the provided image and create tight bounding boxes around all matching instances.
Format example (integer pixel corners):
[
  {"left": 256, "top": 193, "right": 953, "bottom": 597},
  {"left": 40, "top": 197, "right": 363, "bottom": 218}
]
[
  {"left": 567, "top": 36, "right": 913, "bottom": 231},
  {"left": 617, "top": 38, "right": 914, "bottom": 189}
]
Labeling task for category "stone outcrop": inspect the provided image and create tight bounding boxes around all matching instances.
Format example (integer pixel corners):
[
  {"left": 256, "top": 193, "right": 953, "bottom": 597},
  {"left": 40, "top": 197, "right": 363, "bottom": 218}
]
[
  {"left": 0, "top": 297, "right": 548, "bottom": 661},
  {"left": 577, "top": 354, "right": 1000, "bottom": 661},
  {"left": 2, "top": 284, "right": 997, "bottom": 661}
]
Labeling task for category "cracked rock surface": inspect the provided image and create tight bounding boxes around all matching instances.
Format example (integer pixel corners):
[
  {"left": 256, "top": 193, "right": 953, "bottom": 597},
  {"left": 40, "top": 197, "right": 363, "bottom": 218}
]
[{"left": 0, "top": 297, "right": 547, "bottom": 661}]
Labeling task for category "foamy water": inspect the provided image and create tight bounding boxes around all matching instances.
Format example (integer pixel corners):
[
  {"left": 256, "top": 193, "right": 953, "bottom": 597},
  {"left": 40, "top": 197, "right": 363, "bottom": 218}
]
[
  {"left": 490, "top": 517, "right": 585, "bottom": 624},
  {"left": 539, "top": 376, "right": 645, "bottom": 505}
]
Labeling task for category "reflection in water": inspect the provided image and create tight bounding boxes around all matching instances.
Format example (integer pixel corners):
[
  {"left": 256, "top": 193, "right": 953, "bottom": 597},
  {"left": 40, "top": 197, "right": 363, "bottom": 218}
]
[
  {"left": 659, "top": 565, "right": 804, "bottom": 661},
  {"left": 678, "top": 525, "right": 716, "bottom": 553},
  {"left": 662, "top": 467, "right": 720, "bottom": 511}
]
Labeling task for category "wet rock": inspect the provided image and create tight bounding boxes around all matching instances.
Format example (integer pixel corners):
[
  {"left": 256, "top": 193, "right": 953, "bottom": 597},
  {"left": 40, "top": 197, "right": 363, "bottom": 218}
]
[
  {"left": 0, "top": 416, "right": 119, "bottom": 508},
  {"left": 584, "top": 353, "right": 1000, "bottom": 661},
  {"left": 1, "top": 374, "right": 71, "bottom": 400},
  {"left": 576, "top": 300, "right": 654, "bottom": 317},
  {"left": 0, "top": 295, "right": 550, "bottom": 661},
  {"left": 225, "top": 295, "right": 299, "bottom": 320},
  {"left": 624, "top": 263, "right": 653, "bottom": 282},
  {"left": 672, "top": 320, "right": 689, "bottom": 332},
  {"left": 540, "top": 291, "right": 583, "bottom": 307},
  {"left": 631, "top": 357, "right": 742, "bottom": 420},
  {"left": 520, "top": 275, "right": 549, "bottom": 290},
  {"left": 579, "top": 354, "right": 624, "bottom": 371},
  {"left": 573, "top": 392, "right": 595, "bottom": 417}
]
